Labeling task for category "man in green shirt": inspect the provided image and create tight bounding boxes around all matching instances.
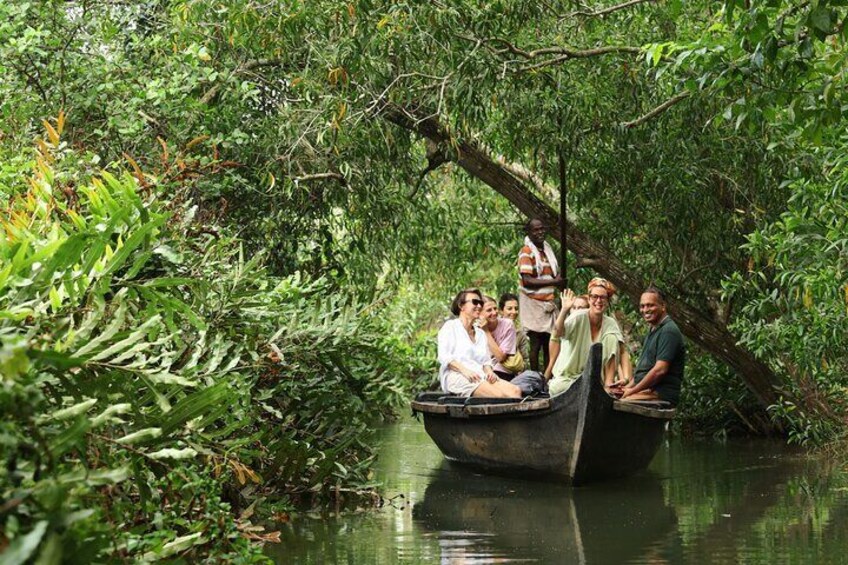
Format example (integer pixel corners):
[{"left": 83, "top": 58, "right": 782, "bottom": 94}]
[{"left": 620, "top": 286, "right": 685, "bottom": 405}]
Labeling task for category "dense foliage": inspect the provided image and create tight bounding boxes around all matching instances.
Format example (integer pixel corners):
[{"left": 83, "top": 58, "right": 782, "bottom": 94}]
[{"left": 2, "top": 0, "right": 848, "bottom": 560}]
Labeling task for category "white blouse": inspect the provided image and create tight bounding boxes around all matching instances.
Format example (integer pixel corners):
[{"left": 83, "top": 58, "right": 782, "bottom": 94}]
[{"left": 437, "top": 318, "right": 493, "bottom": 391}]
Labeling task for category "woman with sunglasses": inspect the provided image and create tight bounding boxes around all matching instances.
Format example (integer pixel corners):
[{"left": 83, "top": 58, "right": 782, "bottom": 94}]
[
  {"left": 547, "top": 278, "right": 631, "bottom": 396},
  {"left": 437, "top": 289, "right": 522, "bottom": 398}
]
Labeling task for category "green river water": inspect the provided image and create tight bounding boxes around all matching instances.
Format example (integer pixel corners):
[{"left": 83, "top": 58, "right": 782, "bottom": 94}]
[{"left": 268, "top": 416, "right": 848, "bottom": 564}]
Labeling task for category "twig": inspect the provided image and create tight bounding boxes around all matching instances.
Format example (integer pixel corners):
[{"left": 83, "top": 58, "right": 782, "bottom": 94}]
[
  {"left": 621, "top": 91, "right": 690, "bottom": 128},
  {"left": 519, "top": 46, "right": 642, "bottom": 72},
  {"left": 487, "top": 37, "right": 641, "bottom": 61},
  {"left": 292, "top": 172, "right": 346, "bottom": 183},
  {"left": 572, "top": 0, "right": 658, "bottom": 18},
  {"left": 575, "top": 257, "right": 603, "bottom": 268},
  {"left": 728, "top": 401, "right": 760, "bottom": 434},
  {"left": 200, "top": 58, "right": 282, "bottom": 105}
]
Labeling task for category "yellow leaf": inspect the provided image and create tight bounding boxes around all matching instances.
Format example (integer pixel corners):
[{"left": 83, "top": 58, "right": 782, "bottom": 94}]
[
  {"left": 186, "top": 135, "right": 209, "bottom": 150},
  {"left": 36, "top": 139, "right": 51, "bottom": 158},
  {"left": 57, "top": 109, "right": 66, "bottom": 135},
  {"left": 377, "top": 15, "right": 390, "bottom": 29},
  {"left": 43, "top": 120, "right": 60, "bottom": 146},
  {"left": 327, "top": 67, "right": 348, "bottom": 86},
  {"left": 244, "top": 466, "right": 262, "bottom": 484},
  {"left": 803, "top": 287, "right": 812, "bottom": 309},
  {"left": 157, "top": 137, "right": 169, "bottom": 162},
  {"left": 66, "top": 209, "right": 85, "bottom": 230},
  {"left": 230, "top": 461, "right": 247, "bottom": 485},
  {"left": 268, "top": 173, "right": 275, "bottom": 189},
  {"left": 123, "top": 153, "right": 147, "bottom": 187}
]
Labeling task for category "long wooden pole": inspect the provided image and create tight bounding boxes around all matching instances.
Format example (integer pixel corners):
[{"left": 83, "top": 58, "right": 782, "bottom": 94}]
[{"left": 558, "top": 118, "right": 567, "bottom": 288}]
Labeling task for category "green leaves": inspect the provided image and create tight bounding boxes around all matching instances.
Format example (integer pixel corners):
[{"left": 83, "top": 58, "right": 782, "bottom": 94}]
[
  {"left": 0, "top": 334, "right": 30, "bottom": 381},
  {"left": 161, "top": 382, "right": 231, "bottom": 434},
  {"left": 0, "top": 521, "right": 48, "bottom": 565},
  {"left": 808, "top": 5, "right": 835, "bottom": 34}
]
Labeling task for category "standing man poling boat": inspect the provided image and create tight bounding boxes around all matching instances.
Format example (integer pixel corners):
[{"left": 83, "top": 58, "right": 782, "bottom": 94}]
[{"left": 518, "top": 219, "right": 566, "bottom": 372}]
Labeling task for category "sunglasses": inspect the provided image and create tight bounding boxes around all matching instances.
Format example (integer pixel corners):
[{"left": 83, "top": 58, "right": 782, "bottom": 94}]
[{"left": 463, "top": 298, "right": 484, "bottom": 306}]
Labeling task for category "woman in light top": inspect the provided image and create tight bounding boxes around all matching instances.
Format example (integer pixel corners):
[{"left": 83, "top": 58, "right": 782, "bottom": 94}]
[
  {"left": 437, "top": 289, "right": 522, "bottom": 398},
  {"left": 547, "top": 278, "right": 632, "bottom": 396},
  {"left": 543, "top": 294, "right": 589, "bottom": 379},
  {"left": 480, "top": 296, "right": 519, "bottom": 381}
]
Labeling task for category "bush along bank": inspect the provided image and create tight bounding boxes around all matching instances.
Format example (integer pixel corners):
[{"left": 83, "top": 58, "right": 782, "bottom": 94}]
[{"left": 0, "top": 132, "right": 411, "bottom": 562}]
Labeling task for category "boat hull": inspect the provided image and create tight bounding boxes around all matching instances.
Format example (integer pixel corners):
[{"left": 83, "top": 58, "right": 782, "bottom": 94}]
[{"left": 412, "top": 344, "right": 674, "bottom": 485}]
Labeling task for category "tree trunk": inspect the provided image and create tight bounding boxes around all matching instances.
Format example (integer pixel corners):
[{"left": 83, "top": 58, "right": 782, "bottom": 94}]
[{"left": 383, "top": 104, "right": 780, "bottom": 411}]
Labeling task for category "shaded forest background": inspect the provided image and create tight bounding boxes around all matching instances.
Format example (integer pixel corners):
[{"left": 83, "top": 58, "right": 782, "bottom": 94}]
[{"left": 1, "top": 0, "right": 846, "bottom": 561}]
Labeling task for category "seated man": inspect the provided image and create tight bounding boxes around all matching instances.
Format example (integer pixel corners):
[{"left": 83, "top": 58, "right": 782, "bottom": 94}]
[{"left": 617, "top": 286, "right": 685, "bottom": 405}]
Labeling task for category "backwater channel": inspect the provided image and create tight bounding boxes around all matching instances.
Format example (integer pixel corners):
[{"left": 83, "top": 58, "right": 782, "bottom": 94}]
[{"left": 268, "top": 415, "right": 848, "bottom": 564}]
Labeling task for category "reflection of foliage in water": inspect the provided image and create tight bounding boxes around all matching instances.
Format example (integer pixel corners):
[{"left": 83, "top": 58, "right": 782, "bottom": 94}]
[{"left": 657, "top": 440, "right": 848, "bottom": 562}]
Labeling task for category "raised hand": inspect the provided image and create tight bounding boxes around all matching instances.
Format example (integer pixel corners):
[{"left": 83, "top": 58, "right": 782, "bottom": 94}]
[{"left": 562, "top": 288, "right": 576, "bottom": 311}]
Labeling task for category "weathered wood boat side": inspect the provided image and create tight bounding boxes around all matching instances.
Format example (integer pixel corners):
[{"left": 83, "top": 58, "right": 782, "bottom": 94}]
[{"left": 411, "top": 344, "right": 675, "bottom": 484}]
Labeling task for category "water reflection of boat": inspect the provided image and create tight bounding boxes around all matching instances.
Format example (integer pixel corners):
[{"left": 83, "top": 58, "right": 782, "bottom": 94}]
[
  {"left": 412, "top": 344, "right": 675, "bottom": 484},
  {"left": 413, "top": 463, "right": 676, "bottom": 563}
]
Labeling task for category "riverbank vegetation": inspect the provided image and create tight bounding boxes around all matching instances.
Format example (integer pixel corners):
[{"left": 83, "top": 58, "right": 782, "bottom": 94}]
[{"left": 1, "top": 0, "right": 846, "bottom": 561}]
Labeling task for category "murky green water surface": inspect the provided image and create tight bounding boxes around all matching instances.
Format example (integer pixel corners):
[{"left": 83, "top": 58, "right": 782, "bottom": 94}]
[{"left": 268, "top": 416, "right": 848, "bottom": 563}]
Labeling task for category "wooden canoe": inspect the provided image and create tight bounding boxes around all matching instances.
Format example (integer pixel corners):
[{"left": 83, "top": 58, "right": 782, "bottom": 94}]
[{"left": 411, "top": 343, "right": 676, "bottom": 485}]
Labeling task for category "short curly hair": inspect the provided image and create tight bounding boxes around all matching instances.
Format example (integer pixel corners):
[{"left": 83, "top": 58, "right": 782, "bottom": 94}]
[
  {"left": 450, "top": 288, "right": 483, "bottom": 316},
  {"left": 642, "top": 285, "right": 666, "bottom": 304}
]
